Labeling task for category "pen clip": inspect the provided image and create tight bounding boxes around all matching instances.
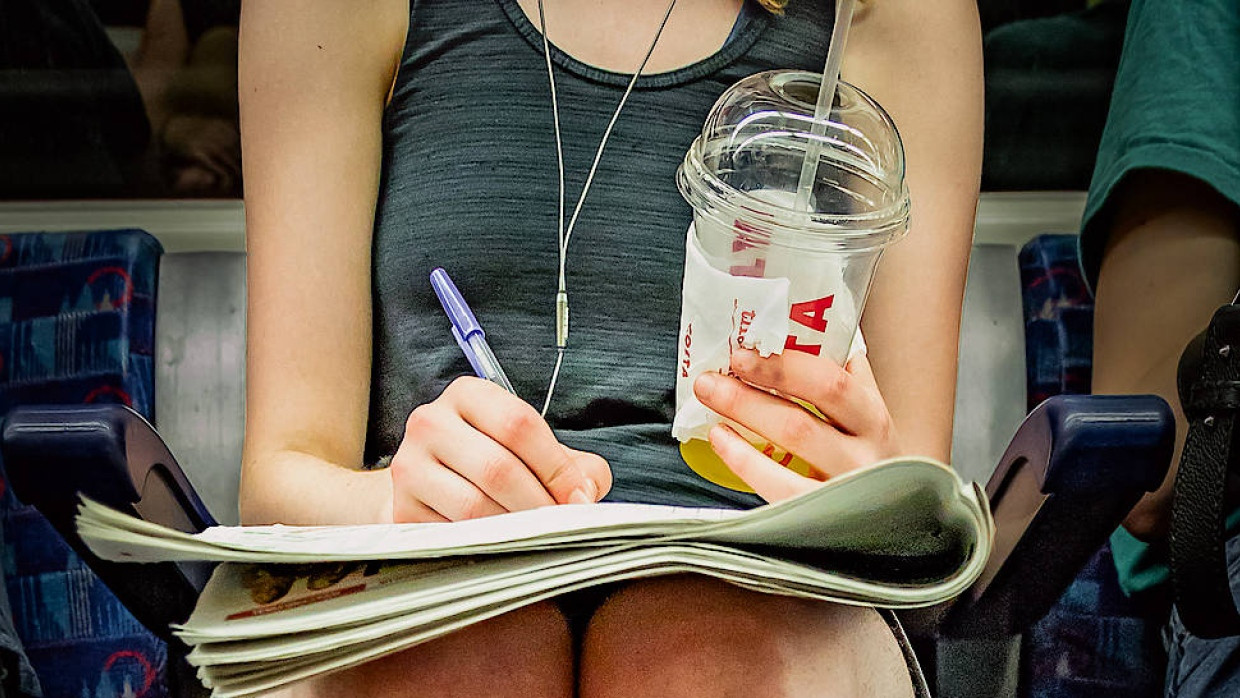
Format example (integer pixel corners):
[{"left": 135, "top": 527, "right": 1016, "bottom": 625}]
[
  {"left": 451, "top": 325, "right": 487, "bottom": 378},
  {"left": 430, "top": 268, "right": 484, "bottom": 339}
]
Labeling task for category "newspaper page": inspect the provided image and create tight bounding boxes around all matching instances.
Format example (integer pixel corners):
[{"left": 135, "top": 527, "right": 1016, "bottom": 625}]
[{"left": 71, "top": 456, "right": 994, "bottom": 698}]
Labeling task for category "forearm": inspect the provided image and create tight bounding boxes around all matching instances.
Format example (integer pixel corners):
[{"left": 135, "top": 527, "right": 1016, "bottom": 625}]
[
  {"left": 1092, "top": 170, "right": 1240, "bottom": 540},
  {"left": 241, "top": 450, "right": 393, "bottom": 525},
  {"left": 843, "top": 0, "right": 983, "bottom": 462},
  {"left": 238, "top": 0, "right": 406, "bottom": 527}
]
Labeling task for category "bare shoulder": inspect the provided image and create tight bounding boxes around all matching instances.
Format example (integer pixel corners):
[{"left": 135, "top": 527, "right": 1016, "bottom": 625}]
[
  {"left": 846, "top": 0, "right": 981, "bottom": 72},
  {"left": 842, "top": 0, "right": 982, "bottom": 118},
  {"left": 849, "top": 0, "right": 979, "bottom": 36},
  {"left": 239, "top": 0, "right": 408, "bottom": 100}
]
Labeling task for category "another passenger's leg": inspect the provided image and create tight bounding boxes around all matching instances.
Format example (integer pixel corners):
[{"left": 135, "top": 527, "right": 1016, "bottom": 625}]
[
  {"left": 579, "top": 575, "right": 915, "bottom": 698},
  {"left": 268, "top": 601, "right": 574, "bottom": 698}
]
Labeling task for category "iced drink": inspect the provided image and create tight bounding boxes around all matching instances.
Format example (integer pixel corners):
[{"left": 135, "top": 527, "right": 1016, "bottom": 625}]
[{"left": 674, "top": 70, "right": 910, "bottom": 492}]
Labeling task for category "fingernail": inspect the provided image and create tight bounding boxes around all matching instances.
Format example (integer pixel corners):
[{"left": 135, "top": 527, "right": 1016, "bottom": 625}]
[
  {"left": 709, "top": 424, "right": 738, "bottom": 453},
  {"left": 569, "top": 488, "right": 592, "bottom": 504},
  {"left": 582, "top": 476, "right": 599, "bottom": 501}
]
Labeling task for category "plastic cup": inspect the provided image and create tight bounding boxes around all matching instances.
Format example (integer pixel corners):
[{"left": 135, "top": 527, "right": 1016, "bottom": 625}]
[{"left": 674, "top": 70, "right": 910, "bottom": 492}]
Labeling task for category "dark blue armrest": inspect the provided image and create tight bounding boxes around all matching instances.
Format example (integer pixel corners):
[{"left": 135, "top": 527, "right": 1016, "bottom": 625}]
[
  {"left": 0, "top": 404, "right": 217, "bottom": 639},
  {"left": 942, "top": 394, "right": 1174, "bottom": 637}
]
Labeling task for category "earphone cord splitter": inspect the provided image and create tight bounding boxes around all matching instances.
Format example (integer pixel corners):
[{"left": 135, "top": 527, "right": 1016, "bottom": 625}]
[{"left": 536, "top": 0, "right": 680, "bottom": 417}]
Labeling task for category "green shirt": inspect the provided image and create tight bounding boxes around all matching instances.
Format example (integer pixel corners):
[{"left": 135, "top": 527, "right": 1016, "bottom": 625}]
[
  {"left": 1079, "top": 0, "right": 1240, "bottom": 598},
  {"left": 1110, "top": 509, "right": 1240, "bottom": 600}
]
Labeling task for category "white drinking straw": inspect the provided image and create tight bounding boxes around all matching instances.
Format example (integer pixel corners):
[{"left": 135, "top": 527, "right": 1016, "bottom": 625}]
[{"left": 792, "top": 0, "right": 859, "bottom": 214}]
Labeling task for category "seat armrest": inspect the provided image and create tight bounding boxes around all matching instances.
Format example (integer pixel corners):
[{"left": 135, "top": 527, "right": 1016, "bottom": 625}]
[
  {"left": 1, "top": 404, "right": 217, "bottom": 639},
  {"left": 942, "top": 394, "right": 1174, "bottom": 637}
]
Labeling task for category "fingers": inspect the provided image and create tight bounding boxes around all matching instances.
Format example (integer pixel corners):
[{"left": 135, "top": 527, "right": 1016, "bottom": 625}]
[
  {"left": 694, "top": 371, "right": 859, "bottom": 480},
  {"left": 442, "top": 378, "right": 603, "bottom": 504},
  {"left": 391, "top": 452, "right": 507, "bottom": 521},
  {"left": 708, "top": 424, "right": 819, "bottom": 503},
  {"left": 390, "top": 377, "right": 610, "bottom": 523},
  {"left": 419, "top": 409, "right": 558, "bottom": 511},
  {"left": 728, "top": 348, "right": 887, "bottom": 437}
]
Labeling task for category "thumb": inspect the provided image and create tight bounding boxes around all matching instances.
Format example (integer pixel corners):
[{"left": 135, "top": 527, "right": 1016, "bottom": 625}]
[{"left": 562, "top": 446, "right": 612, "bottom": 502}]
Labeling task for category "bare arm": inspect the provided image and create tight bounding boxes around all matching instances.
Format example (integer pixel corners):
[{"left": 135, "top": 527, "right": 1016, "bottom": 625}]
[
  {"left": 844, "top": 0, "right": 983, "bottom": 462},
  {"left": 1093, "top": 171, "right": 1240, "bottom": 539},
  {"left": 239, "top": 0, "right": 606, "bottom": 525},
  {"left": 239, "top": 0, "right": 406, "bottom": 525}
]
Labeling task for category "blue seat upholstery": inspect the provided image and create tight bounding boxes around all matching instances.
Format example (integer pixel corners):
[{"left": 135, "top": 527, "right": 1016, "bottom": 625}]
[
  {"left": 0, "top": 230, "right": 170, "bottom": 697},
  {"left": 1018, "top": 234, "right": 1165, "bottom": 698}
]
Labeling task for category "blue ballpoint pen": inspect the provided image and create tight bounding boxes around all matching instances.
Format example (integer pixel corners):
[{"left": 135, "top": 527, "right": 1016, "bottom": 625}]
[{"left": 430, "top": 268, "right": 517, "bottom": 394}]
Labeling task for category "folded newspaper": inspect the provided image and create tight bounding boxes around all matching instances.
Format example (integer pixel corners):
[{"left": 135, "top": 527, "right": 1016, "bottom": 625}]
[{"left": 76, "top": 457, "right": 993, "bottom": 697}]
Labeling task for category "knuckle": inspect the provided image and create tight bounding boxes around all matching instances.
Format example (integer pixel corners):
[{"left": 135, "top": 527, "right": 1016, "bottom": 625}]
[
  {"left": 443, "top": 375, "right": 481, "bottom": 399},
  {"left": 476, "top": 452, "right": 518, "bottom": 492},
  {"left": 781, "top": 410, "right": 821, "bottom": 448},
  {"left": 404, "top": 404, "right": 436, "bottom": 435},
  {"left": 387, "top": 457, "right": 408, "bottom": 487},
  {"left": 453, "top": 491, "right": 492, "bottom": 520},
  {"left": 497, "top": 405, "right": 540, "bottom": 444},
  {"left": 388, "top": 451, "right": 411, "bottom": 479},
  {"left": 388, "top": 447, "right": 428, "bottom": 483}
]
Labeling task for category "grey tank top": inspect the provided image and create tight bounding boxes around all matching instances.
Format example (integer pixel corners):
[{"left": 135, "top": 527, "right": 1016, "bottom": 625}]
[{"left": 368, "top": 0, "right": 835, "bottom": 508}]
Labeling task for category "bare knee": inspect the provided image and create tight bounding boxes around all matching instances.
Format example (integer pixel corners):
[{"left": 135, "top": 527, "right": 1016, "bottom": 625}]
[
  {"left": 292, "top": 600, "right": 573, "bottom": 697},
  {"left": 579, "top": 575, "right": 913, "bottom": 698}
]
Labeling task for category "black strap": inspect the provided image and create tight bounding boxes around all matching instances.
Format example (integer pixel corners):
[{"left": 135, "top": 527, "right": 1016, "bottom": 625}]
[{"left": 1170, "top": 304, "right": 1240, "bottom": 638}]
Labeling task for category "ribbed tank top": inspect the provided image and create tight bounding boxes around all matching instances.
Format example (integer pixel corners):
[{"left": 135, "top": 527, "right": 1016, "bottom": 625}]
[{"left": 368, "top": 0, "right": 835, "bottom": 507}]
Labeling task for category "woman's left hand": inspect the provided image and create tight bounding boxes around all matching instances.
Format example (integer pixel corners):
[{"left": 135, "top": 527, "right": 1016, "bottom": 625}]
[{"left": 693, "top": 347, "right": 901, "bottom": 502}]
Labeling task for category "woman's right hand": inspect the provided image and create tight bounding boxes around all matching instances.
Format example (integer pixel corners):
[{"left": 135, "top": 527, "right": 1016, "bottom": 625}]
[{"left": 388, "top": 377, "right": 612, "bottom": 522}]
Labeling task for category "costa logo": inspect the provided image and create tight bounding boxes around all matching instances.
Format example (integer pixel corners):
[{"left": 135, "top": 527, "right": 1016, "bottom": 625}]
[
  {"left": 86, "top": 266, "right": 134, "bottom": 309},
  {"left": 784, "top": 295, "right": 835, "bottom": 357}
]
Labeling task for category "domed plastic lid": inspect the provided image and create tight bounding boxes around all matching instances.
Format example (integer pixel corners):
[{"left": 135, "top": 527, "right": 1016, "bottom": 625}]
[{"left": 678, "top": 70, "right": 910, "bottom": 252}]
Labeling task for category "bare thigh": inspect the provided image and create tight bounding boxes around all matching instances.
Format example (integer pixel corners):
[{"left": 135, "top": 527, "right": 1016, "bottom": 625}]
[
  {"left": 579, "top": 575, "right": 915, "bottom": 698},
  {"left": 262, "top": 601, "right": 574, "bottom": 698}
]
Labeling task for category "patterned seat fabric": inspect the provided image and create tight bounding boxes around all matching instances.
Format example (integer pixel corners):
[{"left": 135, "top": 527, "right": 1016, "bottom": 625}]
[
  {"left": 0, "top": 230, "right": 169, "bottom": 697},
  {"left": 1018, "top": 234, "right": 1165, "bottom": 698}
]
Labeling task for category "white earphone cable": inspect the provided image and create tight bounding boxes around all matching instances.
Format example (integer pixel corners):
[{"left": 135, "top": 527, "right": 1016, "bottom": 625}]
[{"left": 536, "top": 0, "right": 679, "bottom": 416}]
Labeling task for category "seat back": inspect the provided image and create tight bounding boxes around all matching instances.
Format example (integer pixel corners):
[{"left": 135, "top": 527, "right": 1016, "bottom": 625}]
[
  {"left": 0, "top": 230, "right": 170, "bottom": 698},
  {"left": 1017, "top": 234, "right": 1166, "bottom": 698}
]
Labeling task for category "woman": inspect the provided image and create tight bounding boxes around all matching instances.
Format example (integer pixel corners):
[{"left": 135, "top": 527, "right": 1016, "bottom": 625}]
[{"left": 239, "top": 0, "right": 982, "bottom": 695}]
